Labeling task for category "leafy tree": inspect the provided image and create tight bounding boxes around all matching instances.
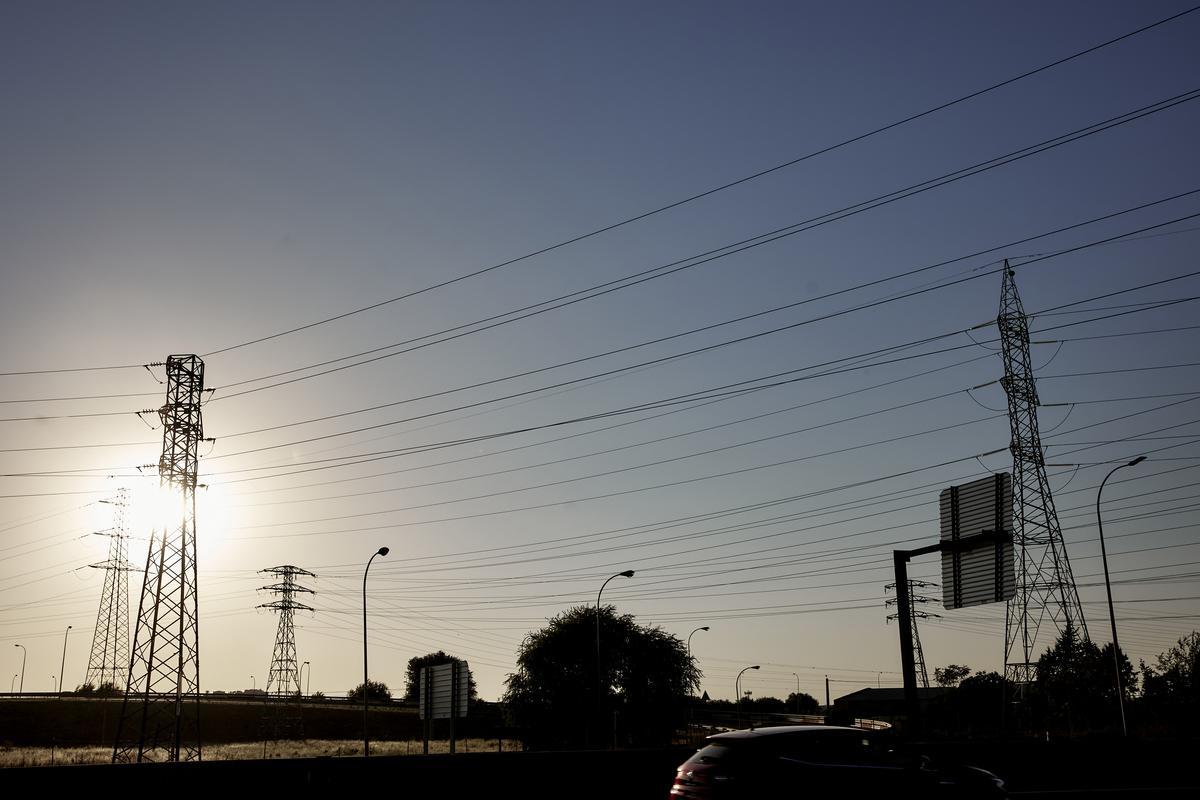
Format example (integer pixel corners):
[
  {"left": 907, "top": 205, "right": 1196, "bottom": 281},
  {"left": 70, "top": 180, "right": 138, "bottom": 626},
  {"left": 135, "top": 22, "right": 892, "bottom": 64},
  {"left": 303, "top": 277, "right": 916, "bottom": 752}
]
[
  {"left": 786, "top": 692, "right": 820, "bottom": 714},
  {"left": 404, "top": 651, "right": 478, "bottom": 703},
  {"left": 934, "top": 664, "right": 972, "bottom": 688},
  {"left": 1141, "top": 631, "right": 1199, "bottom": 729},
  {"left": 1035, "top": 623, "right": 1133, "bottom": 733},
  {"left": 745, "top": 695, "right": 786, "bottom": 712},
  {"left": 311, "top": 690, "right": 326, "bottom": 701},
  {"left": 348, "top": 680, "right": 392, "bottom": 703},
  {"left": 503, "top": 605, "right": 700, "bottom": 748}
]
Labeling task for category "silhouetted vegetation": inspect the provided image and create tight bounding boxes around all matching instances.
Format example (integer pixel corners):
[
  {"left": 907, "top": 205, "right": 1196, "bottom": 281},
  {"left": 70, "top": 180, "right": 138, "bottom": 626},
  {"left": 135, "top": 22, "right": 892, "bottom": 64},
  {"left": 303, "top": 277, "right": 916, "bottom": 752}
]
[
  {"left": 347, "top": 680, "right": 392, "bottom": 703},
  {"left": 1139, "top": 631, "right": 1199, "bottom": 733},
  {"left": 934, "top": 664, "right": 972, "bottom": 687},
  {"left": 503, "top": 605, "right": 699, "bottom": 749}
]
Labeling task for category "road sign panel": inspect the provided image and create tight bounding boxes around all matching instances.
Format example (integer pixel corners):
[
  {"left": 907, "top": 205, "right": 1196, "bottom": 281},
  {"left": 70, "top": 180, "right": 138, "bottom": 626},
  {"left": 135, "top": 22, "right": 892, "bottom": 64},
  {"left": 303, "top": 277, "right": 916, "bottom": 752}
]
[{"left": 939, "top": 473, "right": 1014, "bottom": 609}]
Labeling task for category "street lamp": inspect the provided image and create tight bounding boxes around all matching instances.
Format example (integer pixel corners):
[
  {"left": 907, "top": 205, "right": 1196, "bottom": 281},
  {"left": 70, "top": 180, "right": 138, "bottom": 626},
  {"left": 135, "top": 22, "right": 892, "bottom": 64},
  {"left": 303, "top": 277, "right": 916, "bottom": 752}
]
[
  {"left": 1097, "top": 455, "right": 1145, "bottom": 737},
  {"left": 14, "top": 644, "right": 26, "bottom": 696},
  {"left": 792, "top": 673, "right": 799, "bottom": 712},
  {"left": 250, "top": 675, "right": 255, "bottom": 690},
  {"left": 300, "top": 661, "right": 311, "bottom": 697},
  {"left": 596, "top": 570, "right": 634, "bottom": 694},
  {"left": 9, "top": 674, "right": 15, "bottom": 694},
  {"left": 363, "top": 546, "right": 389, "bottom": 757},
  {"left": 51, "top": 675, "right": 56, "bottom": 691},
  {"left": 58, "top": 626, "right": 72, "bottom": 697},
  {"left": 735, "top": 665, "right": 760, "bottom": 706},
  {"left": 687, "top": 626, "right": 709, "bottom": 695}
]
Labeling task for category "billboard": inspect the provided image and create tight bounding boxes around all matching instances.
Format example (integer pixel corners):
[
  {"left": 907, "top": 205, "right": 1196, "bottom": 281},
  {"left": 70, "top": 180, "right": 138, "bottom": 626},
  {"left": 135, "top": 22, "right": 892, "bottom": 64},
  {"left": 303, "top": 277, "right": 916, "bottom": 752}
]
[
  {"left": 419, "top": 660, "right": 469, "bottom": 720},
  {"left": 939, "top": 473, "right": 1014, "bottom": 610}
]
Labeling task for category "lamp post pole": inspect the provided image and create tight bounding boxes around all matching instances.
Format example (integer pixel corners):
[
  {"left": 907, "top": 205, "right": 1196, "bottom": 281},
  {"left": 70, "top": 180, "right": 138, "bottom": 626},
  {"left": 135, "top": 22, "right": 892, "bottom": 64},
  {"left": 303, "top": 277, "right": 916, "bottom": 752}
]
[
  {"left": 14, "top": 644, "right": 26, "bottom": 696},
  {"left": 792, "top": 673, "right": 800, "bottom": 712},
  {"left": 686, "top": 626, "right": 709, "bottom": 693},
  {"left": 9, "top": 674, "right": 15, "bottom": 693},
  {"left": 363, "top": 546, "right": 390, "bottom": 756},
  {"left": 1097, "top": 455, "right": 1145, "bottom": 737},
  {"left": 58, "top": 626, "right": 72, "bottom": 697},
  {"left": 301, "top": 661, "right": 311, "bottom": 697},
  {"left": 686, "top": 626, "right": 709, "bottom": 664},
  {"left": 735, "top": 665, "right": 760, "bottom": 727},
  {"left": 596, "top": 569, "right": 634, "bottom": 749}
]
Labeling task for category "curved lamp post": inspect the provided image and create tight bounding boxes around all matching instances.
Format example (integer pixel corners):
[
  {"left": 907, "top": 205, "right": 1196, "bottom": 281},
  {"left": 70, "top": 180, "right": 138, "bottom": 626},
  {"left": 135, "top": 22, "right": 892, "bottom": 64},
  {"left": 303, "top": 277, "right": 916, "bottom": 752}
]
[
  {"left": 300, "top": 661, "right": 311, "bottom": 697},
  {"left": 14, "top": 644, "right": 26, "bottom": 696},
  {"left": 596, "top": 569, "right": 634, "bottom": 748},
  {"left": 1097, "top": 455, "right": 1144, "bottom": 737},
  {"left": 58, "top": 626, "right": 72, "bottom": 696},
  {"left": 363, "top": 546, "right": 390, "bottom": 756},
  {"left": 792, "top": 673, "right": 800, "bottom": 711},
  {"left": 736, "top": 665, "right": 760, "bottom": 727},
  {"left": 686, "top": 627, "right": 709, "bottom": 662}
]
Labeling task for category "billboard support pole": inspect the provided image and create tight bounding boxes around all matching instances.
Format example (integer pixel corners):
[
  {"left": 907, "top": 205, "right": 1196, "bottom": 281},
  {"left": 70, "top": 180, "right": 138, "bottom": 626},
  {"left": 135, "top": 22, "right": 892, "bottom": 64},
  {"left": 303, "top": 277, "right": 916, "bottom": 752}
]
[
  {"left": 893, "top": 550, "right": 920, "bottom": 732},
  {"left": 894, "top": 531, "right": 1009, "bottom": 737}
]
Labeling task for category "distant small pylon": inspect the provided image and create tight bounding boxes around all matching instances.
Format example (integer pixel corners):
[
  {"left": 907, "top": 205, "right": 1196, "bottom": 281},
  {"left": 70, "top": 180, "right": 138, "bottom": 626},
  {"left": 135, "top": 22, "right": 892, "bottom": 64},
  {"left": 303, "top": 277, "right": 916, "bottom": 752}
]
[
  {"left": 257, "top": 565, "right": 315, "bottom": 742},
  {"left": 886, "top": 579, "right": 940, "bottom": 689},
  {"left": 84, "top": 488, "right": 133, "bottom": 690}
]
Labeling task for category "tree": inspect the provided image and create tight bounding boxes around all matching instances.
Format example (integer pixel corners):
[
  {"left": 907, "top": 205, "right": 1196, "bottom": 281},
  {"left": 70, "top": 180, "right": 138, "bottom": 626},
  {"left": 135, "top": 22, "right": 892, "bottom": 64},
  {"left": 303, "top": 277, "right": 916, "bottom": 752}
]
[
  {"left": 503, "top": 605, "right": 700, "bottom": 748},
  {"left": 404, "top": 651, "right": 478, "bottom": 703},
  {"left": 1035, "top": 623, "right": 1133, "bottom": 733},
  {"left": 348, "top": 680, "right": 392, "bottom": 703},
  {"left": 786, "top": 692, "right": 820, "bottom": 714},
  {"left": 1141, "top": 631, "right": 1199, "bottom": 731},
  {"left": 934, "top": 664, "right": 972, "bottom": 688}
]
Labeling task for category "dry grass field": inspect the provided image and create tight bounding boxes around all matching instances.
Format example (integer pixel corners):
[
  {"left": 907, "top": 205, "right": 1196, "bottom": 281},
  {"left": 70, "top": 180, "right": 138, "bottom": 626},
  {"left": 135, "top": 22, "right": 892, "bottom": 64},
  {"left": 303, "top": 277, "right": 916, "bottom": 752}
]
[{"left": 0, "top": 737, "right": 510, "bottom": 767}]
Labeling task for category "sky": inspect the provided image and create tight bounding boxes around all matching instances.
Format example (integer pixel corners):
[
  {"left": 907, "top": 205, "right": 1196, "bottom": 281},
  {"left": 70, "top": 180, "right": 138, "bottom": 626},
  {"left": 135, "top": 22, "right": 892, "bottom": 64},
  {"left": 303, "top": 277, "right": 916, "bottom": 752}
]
[{"left": 1, "top": 1, "right": 1198, "bottom": 705}]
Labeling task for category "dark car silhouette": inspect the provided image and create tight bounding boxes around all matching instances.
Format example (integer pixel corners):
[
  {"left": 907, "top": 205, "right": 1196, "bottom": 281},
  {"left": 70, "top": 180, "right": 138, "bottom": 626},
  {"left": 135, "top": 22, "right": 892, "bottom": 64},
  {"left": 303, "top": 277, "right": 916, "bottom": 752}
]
[{"left": 670, "top": 725, "right": 1006, "bottom": 799}]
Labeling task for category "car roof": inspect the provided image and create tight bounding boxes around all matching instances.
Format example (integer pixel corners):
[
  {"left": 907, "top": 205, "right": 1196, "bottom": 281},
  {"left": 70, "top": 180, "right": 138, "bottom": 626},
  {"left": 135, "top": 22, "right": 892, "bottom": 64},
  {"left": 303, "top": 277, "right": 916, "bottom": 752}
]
[{"left": 707, "top": 725, "right": 866, "bottom": 741}]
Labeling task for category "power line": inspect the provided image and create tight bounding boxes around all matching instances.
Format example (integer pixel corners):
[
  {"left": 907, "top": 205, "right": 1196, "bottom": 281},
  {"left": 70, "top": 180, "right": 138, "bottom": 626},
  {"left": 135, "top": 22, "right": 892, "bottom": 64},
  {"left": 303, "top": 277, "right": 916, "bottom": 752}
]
[{"left": 195, "top": 5, "right": 1200, "bottom": 358}]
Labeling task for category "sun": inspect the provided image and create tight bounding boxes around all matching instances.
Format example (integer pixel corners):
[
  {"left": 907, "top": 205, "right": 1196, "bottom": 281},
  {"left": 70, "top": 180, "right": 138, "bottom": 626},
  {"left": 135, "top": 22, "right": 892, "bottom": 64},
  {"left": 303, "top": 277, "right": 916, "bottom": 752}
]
[{"left": 124, "top": 481, "right": 232, "bottom": 561}]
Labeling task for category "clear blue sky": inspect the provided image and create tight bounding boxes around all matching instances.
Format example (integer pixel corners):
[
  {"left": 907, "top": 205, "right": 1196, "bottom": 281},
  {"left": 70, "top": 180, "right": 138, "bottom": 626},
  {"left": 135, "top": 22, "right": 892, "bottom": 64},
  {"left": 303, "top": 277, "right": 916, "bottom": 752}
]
[{"left": 2, "top": 1, "right": 1198, "bottom": 703}]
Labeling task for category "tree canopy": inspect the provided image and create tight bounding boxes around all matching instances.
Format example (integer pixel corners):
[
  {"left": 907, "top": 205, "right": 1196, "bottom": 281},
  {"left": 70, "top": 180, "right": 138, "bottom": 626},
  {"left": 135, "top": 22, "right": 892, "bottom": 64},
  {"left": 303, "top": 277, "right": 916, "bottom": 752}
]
[
  {"left": 1141, "top": 631, "right": 1199, "bottom": 728},
  {"left": 404, "top": 651, "right": 478, "bottom": 703},
  {"left": 934, "top": 664, "right": 972, "bottom": 688},
  {"left": 503, "top": 605, "right": 700, "bottom": 748},
  {"left": 348, "top": 680, "right": 392, "bottom": 703},
  {"left": 1035, "top": 623, "right": 1134, "bottom": 733}
]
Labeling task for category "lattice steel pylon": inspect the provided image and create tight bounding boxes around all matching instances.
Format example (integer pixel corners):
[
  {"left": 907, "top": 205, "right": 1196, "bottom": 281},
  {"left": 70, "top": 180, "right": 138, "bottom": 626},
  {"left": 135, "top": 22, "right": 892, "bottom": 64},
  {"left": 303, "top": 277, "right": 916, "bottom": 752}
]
[
  {"left": 998, "top": 266, "right": 1087, "bottom": 685},
  {"left": 887, "top": 579, "right": 940, "bottom": 689},
  {"left": 84, "top": 488, "right": 134, "bottom": 690},
  {"left": 113, "top": 355, "right": 206, "bottom": 763},
  {"left": 257, "top": 565, "right": 315, "bottom": 741}
]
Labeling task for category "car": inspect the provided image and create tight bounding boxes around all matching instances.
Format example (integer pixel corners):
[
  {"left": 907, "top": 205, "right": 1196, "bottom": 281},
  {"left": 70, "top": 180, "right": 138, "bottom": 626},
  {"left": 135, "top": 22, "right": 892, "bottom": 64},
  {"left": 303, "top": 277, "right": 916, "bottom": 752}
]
[{"left": 670, "top": 725, "right": 1006, "bottom": 798}]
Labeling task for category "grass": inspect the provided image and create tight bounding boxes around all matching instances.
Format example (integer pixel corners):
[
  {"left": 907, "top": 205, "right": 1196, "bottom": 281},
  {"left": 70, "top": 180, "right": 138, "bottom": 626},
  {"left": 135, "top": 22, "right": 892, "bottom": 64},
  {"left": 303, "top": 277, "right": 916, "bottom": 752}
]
[{"left": 0, "top": 738, "right": 512, "bottom": 768}]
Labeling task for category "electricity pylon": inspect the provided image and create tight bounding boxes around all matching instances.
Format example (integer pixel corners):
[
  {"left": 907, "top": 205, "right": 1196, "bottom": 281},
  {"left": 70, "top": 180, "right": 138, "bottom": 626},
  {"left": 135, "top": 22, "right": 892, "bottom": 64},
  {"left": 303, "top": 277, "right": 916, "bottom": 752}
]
[
  {"left": 84, "top": 488, "right": 133, "bottom": 690},
  {"left": 997, "top": 265, "right": 1086, "bottom": 685},
  {"left": 258, "top": 565, "right": 315, "bottom": 741},
  {"left": 886, "top": 579, "right": 939, "bottom": 689},
  {"left": 113, "top": 355, "right": 206, "bottom": 763}
]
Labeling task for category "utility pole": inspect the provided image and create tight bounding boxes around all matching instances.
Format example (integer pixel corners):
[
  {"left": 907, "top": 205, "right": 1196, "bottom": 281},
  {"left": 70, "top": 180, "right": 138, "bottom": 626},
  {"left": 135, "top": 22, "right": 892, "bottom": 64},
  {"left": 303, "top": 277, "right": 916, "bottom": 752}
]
[
  {"left": 85, "top": 488, "right": 133, "bottom": 691},
  {"left": 113, "top": 355, "right": 208, "bottom": 763},
  {"left": 886, "top": 579, "right": 940, "bottom": 689},
  {"left": 257, "top": 565, "right": 316, "bottom": 745},
  {"left": 998, "top": 266, "right": 1086, "bottom": 685}
]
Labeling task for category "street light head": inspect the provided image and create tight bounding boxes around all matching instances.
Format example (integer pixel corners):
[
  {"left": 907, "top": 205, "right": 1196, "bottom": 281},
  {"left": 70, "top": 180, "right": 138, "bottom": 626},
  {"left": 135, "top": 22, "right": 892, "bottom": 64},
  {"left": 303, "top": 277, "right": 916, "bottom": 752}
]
[
  {"left": 751, "top": 665, "right": 760, "bottom": 670},
  {"left": 700, "top": 626, "right": 710, "bottom": 632},
  {"left": 1128, "top": 456, "right": 1146, "bottom": 467},
  {"left": 377, "top": 547, "right": 390, "bottom": 557},
  {"left": 619, "top": 570, "right": 635, "bottom": 578}
]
